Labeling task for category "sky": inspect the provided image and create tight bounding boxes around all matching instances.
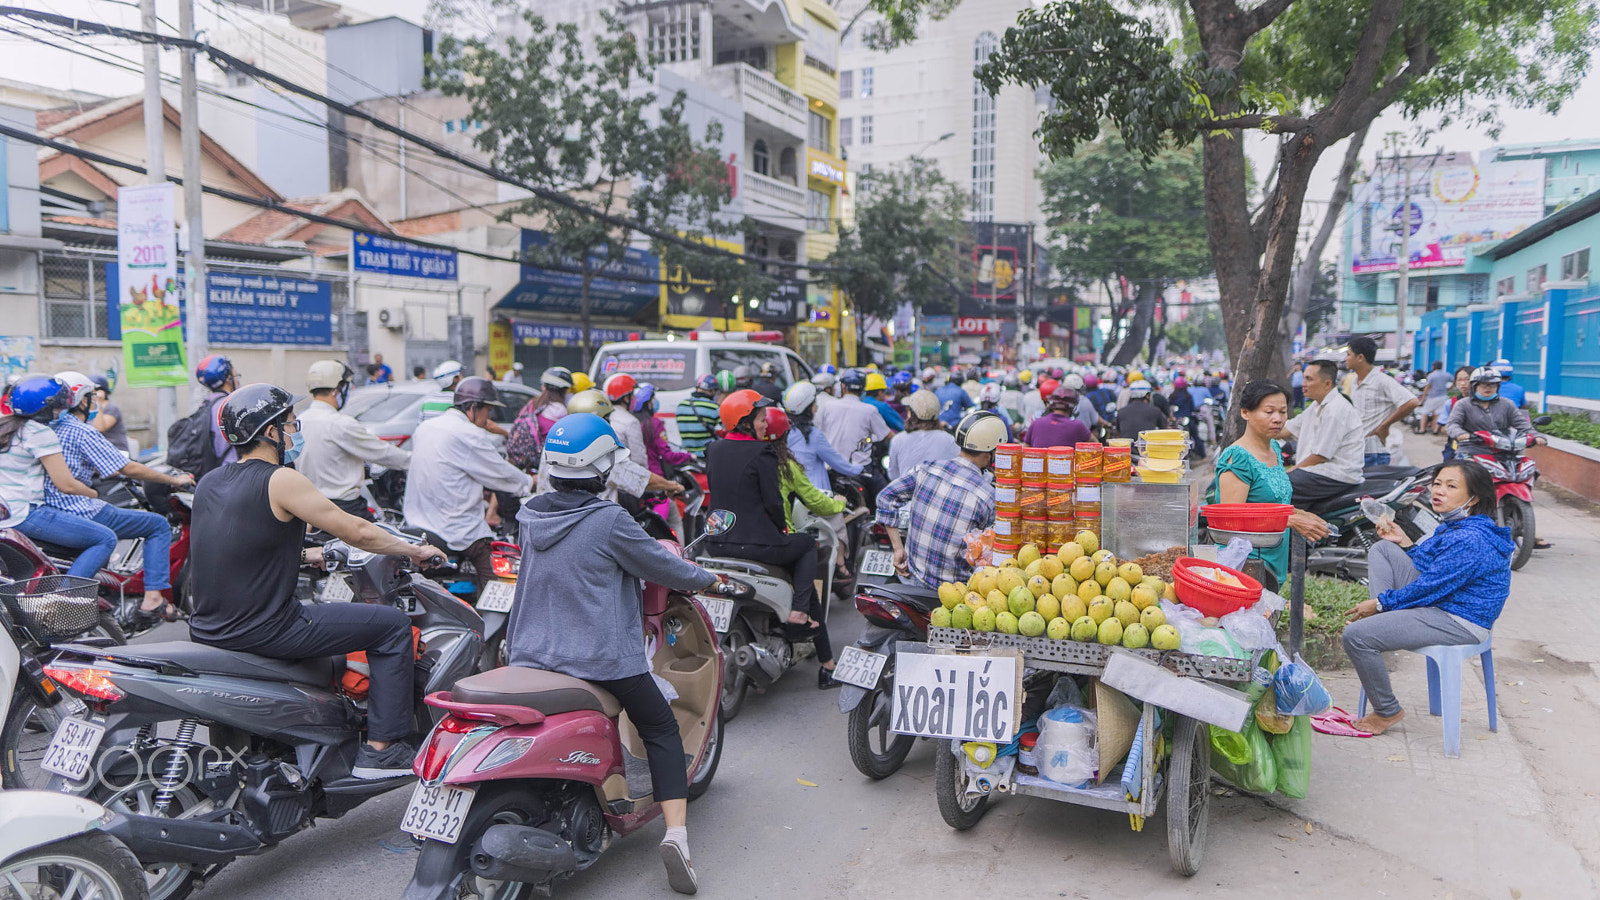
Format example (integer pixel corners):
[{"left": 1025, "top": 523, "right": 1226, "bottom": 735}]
[{"left": 6, "top": 0, "right": 1599, "bottom": 262}]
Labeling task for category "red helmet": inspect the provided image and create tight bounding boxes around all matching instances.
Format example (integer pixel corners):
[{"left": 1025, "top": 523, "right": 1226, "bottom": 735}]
[
  {"left": 719, "top": 389, "right": 770, "bottom": 432},
  {"left": 764, "top": 407, "right": 790, "bottom": 440},
  {"left": 1038, "top": 378, "right": 1060, "bottom": 401},
  {"left": 603, "top": 373, "right": 636, "bottom": 402}
]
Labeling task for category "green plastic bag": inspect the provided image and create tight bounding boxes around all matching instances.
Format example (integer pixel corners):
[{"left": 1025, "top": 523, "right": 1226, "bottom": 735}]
[
  {"left": 1209, "top": 723, "right": 1278, "bottom": 794},
  {"left": 1271, "top": 714, "right": 1313, "bottom": 799},
  {"left": 1210, "top": 723, "right": 1253, "bottom": 765}
]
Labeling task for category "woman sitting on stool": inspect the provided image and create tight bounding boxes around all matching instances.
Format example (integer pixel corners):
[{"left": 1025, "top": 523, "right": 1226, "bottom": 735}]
[{"left": 1342, "top": 460, "right": 1514, "bottom": 735}]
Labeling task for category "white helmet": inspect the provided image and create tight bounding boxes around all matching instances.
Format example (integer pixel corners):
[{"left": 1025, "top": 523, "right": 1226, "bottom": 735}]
[
  {"left": 307, "top": 359, "right": 353, "bottom": 391},
  {"left": 979, "top": 382, "right": 1002, "bottom": 404},
  {"left": 54, "top": 371, "right": 96, "bottom": 410},
  {"left": 542, "top": 413, "right": 630, "bottom": 479},
  {"left": 432, "top": 360, "right": 464, "bottom": 388},
  {"left": 955, "top": 410, "right": 1008, "bottom": 453},
  {"left": 1064, "top": 373, "right": 1085, "bottom": 391},
  {"left": 906, "top": 390, "right": 939, "bottom": 420},
  {"left": 811, "top": 371, "right": 837, "bottom": 390},
  {"left": 784, "top": 381, "right": 818, "bottom": 415},
  {"left": 920, "top": 367, "right": 938, "bottom": 383}
]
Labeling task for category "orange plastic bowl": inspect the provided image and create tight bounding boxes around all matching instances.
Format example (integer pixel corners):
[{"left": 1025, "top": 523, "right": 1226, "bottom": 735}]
[
  {"left": 1200, "top": 503, "right": 1293, "bottom": 533},
  {"left": 1172, "top": 557, "right": 1262, "bottom": 618}
]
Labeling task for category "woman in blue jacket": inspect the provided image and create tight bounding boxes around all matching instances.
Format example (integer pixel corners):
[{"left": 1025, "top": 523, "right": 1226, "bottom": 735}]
[{"left": 1342, "top": 460, "right": 1514, "bottom": 735}]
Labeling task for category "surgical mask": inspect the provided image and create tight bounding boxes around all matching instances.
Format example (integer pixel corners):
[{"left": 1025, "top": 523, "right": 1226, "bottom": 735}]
[
  {"left": 1475, "top": 389, "right": 1498, "bottom": 401},
  {"left": 335, "top": 383, "right": 350, "bottom": 409},
  {"left": 1438, "top": 501, "right": 1473, "bottom": 523},
  {"left": 282, "top": 430, "right": 305, "bottom": 465}
]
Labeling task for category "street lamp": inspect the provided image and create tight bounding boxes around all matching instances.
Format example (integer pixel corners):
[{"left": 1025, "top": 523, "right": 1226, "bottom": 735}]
[{"left": 915, "top": 132, "right": 957, "bottom": 156}]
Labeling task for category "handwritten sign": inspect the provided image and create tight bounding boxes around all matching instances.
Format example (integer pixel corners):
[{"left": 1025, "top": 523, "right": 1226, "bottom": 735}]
[{"left": 891, "top": 644, "right": 1021, "bottom": 742}]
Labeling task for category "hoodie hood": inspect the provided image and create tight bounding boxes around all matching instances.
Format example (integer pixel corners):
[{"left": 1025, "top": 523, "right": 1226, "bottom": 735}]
[
  {"left": 517, "top": 490, "right": 612, "bottom": 551},
  {"left": 1445, "top": 512, "right": 1516, "bottom": 556}
]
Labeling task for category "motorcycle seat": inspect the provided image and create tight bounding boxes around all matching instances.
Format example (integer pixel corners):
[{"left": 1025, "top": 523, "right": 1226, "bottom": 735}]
[
  {"left": 98, "top": 641, "right": 340, "bottom": 687},
  {"left": 1301, "top": 477, "right": 1411, "bottom": 517},
  {"left": 1361, "top": 465, "right": 1422, "bottom": 480},
  {"left": 696, "top": 557, "right": 792, "bottom": 584},
  {"left": 450, "top": 666, "right": 622, "bottom": 717},
  {"left": 861, "top": 583, "right": 941, "bottom": 613}
]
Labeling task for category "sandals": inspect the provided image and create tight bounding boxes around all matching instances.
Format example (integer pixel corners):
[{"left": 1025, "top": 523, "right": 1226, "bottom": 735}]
[
  {"left": 137, "top": 602, "right": 183, "bottom": 626},
  {"left": 1311, "top": 707, "right": 1373, "bottom": 738},
  {"left": 1534, "top": 538, "right": 1553, "bottom": 550}
]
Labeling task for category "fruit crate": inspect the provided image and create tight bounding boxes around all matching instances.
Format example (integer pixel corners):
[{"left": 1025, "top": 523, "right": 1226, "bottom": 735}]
[{"left": 925, "top": 626, "right": 1257, "bottom": 682}]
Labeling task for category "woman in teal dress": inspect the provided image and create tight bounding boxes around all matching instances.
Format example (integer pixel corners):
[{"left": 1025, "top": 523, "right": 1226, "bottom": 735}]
[{"left": 1208, "top": 380, "right": 1331, "bottom": 590}]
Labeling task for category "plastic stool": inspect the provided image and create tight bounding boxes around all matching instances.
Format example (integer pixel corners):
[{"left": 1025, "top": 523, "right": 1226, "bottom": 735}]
[{"left": 1358, "top": 634, "right": 1496, "bottom": 758}]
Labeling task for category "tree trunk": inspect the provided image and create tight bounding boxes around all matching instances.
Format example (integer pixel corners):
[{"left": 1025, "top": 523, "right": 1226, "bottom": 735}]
[
  {"left": 1111, "top": 279, "right": 1158, "bottom": 366},
  {"left": 1283, "top": 124, "right": 1371, "bottom": 371},
  {"left": 580, "top": 256, "right": 594, "bottom": 371},
  {"left": 1148, "top": 290, "right": 1167, "bottom": 362}
]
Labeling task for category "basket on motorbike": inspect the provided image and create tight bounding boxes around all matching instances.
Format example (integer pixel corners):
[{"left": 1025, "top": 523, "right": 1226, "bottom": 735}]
[{"left": 0, "top": 574, "right": 101, "bottom": 641}]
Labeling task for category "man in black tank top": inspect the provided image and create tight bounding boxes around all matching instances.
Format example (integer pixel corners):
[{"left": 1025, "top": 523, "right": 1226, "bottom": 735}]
[{"left": 190, "top": 384, "right": 445, "bottom": 779}]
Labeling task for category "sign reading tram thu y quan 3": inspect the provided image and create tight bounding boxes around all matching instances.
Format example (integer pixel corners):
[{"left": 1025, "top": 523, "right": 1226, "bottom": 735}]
[{"left": 351, "top": 232, "right": 459, "bottom": 281}]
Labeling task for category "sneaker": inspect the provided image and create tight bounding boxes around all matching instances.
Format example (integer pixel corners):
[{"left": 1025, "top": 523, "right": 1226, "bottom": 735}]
[
  {"left": 659, "top": 839, "right": 698, "bottom": 894},
  {"left": 352, "top": 740, "right": 417, "bottom": 779},
  {"left": 818, "top": 667, "right": 841, "bottom": 690}
]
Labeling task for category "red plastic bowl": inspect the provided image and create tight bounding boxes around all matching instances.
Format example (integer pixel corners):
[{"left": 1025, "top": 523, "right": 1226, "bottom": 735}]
[
  {"left": 1200, "top": 503, "right": 1293, "bottom": 533},
  {"left": 1172, "top": 557, "right": 1263, "bottom": 618}
]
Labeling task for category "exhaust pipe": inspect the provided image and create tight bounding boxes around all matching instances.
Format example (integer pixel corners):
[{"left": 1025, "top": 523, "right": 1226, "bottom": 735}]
[
  {"left": 104, "top": 812, "right": 263, "bottom": 866},
  {"left": 737, "top": 643, "right": 784, "bottom": 683},
  {"left": 469, "top": 824, "right": 579, "bottom": 884}
]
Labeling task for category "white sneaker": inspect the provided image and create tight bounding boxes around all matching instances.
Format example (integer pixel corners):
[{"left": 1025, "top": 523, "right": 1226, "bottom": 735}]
[{"left": 659, "top": 839, "right": 698, "bottom": 894}]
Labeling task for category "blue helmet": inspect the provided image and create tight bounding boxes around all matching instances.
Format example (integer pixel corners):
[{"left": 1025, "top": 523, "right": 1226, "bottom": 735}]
[
  {"left": 819, "top": 364, "right": 837, "bottom": 375},
  {"left": 543, "top": 413, "right": 629, "bottom": 480},
  {"left": 196, "top": 354, "right": 234, "bottom": 390},
  {"left": 840, "top": 369, "right": 868, "bottom": 391},
  {"left": 1491, "top": 358, "right": 1513, "bottom": 378},
  {"left": 630, "top": 383, "right": 658, "bottom": 414},
  {"left": 891, "top": 371, "right": 913, "bottom": 387},
  {"left": 8, "top": 376, "right": 71, "bottom": 418}
]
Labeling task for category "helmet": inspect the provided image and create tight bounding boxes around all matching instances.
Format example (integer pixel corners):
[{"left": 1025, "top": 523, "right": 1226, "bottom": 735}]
[
  {"left": 1128, "top": 381, "right": 1152, "bottom": 398},
  {"left": 91, "top": 374, "right": 111, "bottom": 395},
  {"left": 920, "top": 367, "right": 938, "bottom": 383},
  {"left": 603, "top": 373, "right": 637, "bottom": 402},
  {"left": 695, "top": 373, "right": 719, "bottom": 394},
  {"left": 759, "top": 361, "right": 779, "bottom": 379},
  {"left": 715, "top": 370, "right": 738, "bottom": 393},
  {"left": 955, "top": 410, "right": 1008, "bottom": 453},
  {"left": 905, "top": 390, "right": 939, "bottom": 420},
  {"left": 1064, "top": 373, "right": 1085, "bottom": 391},
  {"left": 8, "top": 376, "right": 71, "bottom": 418},
  {"left": 567, "top": 389, "right": 614, "bottom": 418},
  {"left": 1084, "top": 373, "right": 1100, "bottom": 390},
  {"left": 1174, "top": 376, "right": 1188, "bottom": 389},
  {"left": 866, "top": 363, "right": 880, "bottom": 372},
  {"left": 307, "top": 359, "right": 353, "bottom": 392},
  {"left": 571, "top": 372, "right": 594, "bottom": 393},
  {"left": 864, "top": 372, "right": 889, "bottom": 393},
  {"left": 892, "top": 371, "right": 913, "bottom": 388},
  {"left": 453, "top": 376, "right": 505, "bottom": 409},
  {"left": 196, "top": 355, "right": 234, "bottom": 390},
  {"left": 1128, "top": 371, "right": 1145, "bottom": 383},
  {"left": 1469, "top": 366, "right": 1503, "bottom": 386},
  {"left": 840, "top": 370, "right": 868, "bottom": 392},
  {"left": 784, "top": 381, "right": 818, "bottom": 415},
  {"left": 540, "top": 366, "right": 574, "bottom": 390},
  {"left": 1018, "top": 370, "right": 1033, "bottom": 383},
  {"left": 630, "top": 383, "right": 657, "bottom": 414},
  {"left": 542, "top": 413, "right": 630, "bottom": 480},
  {"left": 719, "top": 389, "right": 771, "bottom": 432},
  {"left": 732, "top": 365, "right": 754, "bottom": 388},
  {"left": 55, "top": 371, "right": 96, "bottom": 410},
  {"left": 819, "top": 364, "right": 837, "bottom": 375},
  {"left": 1038, "top": 378, "right": 1060, "bottom": 401},
  {"left": 1048, "top": 385, "right": 1077, "bottom": 408},
  {"left": 979, "top": 382, "right": 1002, "bottom": 404},
  {"left": 219, "top": 383, "right": 295, "bottom": 446},
  {"left": 1002, "top": 373, "right": 1021, "bottom": 389},
  {"left": 432, "top": 360, "right": 464, "bottom": 388},
  {"left": 1491, "top": 358, "right": 1514, "bottom": 378},
  {"left": 811, "top": 371, "right": 837, "bottom": 390},
  {"left": 764, "top": 407, "right": 790, "bottom": 440}
]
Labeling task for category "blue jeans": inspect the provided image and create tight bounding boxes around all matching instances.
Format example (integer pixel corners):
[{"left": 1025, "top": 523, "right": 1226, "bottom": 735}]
[
  {"left": 92, "top": 504, "right": 172, "bottom": 591},
  {"left": 16, "top": 505, "right": 117, "bottom": 580},
  {"left": 1364, "top": 453, "right": 1391, "bottom": 467}
]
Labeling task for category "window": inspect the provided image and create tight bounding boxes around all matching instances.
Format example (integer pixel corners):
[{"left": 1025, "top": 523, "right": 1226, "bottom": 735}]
[
  {"left": 809, "top": 111, "right": 831, "bottom": 153},
  {"left": 838, "top": 118, "right": 853, "bottom": 148},
  {"left": 971, "top": 32, "right": 999, "bottom": 220},
  {"left": 808, "top": 188, "right": 832, "bottom": 231},
  {"left": 714, "top": 46, "right": 768, "bottom": 70},
  {"left": 42, "top": 253, "right": 109, "bottom": 339},
  {"left": 1562, "top": 247, "right": 1590, "bottom": 282},
  {"left": 752, "top": 139, "right": 770, "bottom": 176},
  {"left": 1496, "top": 276, "right": 1516, "bottom": 297},
  {"left": 804, "top": 12, "right": 838, "bottom": 74},
  {"left": 839, "top": 70, "right": 853, "bottom": 99},
  {"left": 859, "top": 115, "right": 874, "bottom": 145},
  {"left": 1527, "top": 264, "right": 1547, "bottom": 293},
  {"left": 711, "top": 349, "right": 792, "bottom": 390},
  {"left": 860, "top": 66, "right": 874, "bottom": 97},
  {"left": 777, "top": 238, "right": 798, "bottom": 261},
  {"left": 646, "top": 5, "right": 701, "bottom": 63},
  {"left": 779, "top": 146, "right": 797, "bottom": 182}
]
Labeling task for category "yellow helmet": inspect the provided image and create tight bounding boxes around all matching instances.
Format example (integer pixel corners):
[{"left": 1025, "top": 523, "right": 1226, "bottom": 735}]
[
  {"left": 1019, "top": 370, "right": 1034, "bottom": 383},
  {"left": 866, "top": 363, "right": 879, "bottom": 372},
  {"left": 864, "top": 372, "right": 889, "bottom": 392},
  {"left": 1128, "top": 371, "right": 1145, "bottom": 383},
  {"left": 571, "top": 372, "right": 594, "bottom": 392},
  {"left": 566, "top": 388, "right": 612, "bottom": 417}
]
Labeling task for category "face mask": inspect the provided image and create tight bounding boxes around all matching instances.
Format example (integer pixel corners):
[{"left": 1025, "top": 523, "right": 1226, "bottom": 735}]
[
  {"left": 335, "top": 383, "right": 350, "bottom": 409},
  {"left": 85, "top": 406, "right": 98, "bottom": 423},
  {"left": 282, "top": 430, "right": 305, "bottom": 465},
  {"left": 1475, "top": 390, "right": 1498, "bottom": 401},
  {"left": 1438, "top": 501, "right": 1473, "bottom": 523}
]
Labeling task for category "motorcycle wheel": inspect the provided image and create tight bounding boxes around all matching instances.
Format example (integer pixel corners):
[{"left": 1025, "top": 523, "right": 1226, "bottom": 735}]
[
  {"left": 847, "top": 670, "right": 914, "bottom": 780},
  {"left": 718, "top": 621, "right": 752, "bottom": 722},
  {"left": 94, "top": 776, "right": 210, "bottom": 900},
  {"left": 1500, "top": 495, "right": 1536, "bottom": 571},
  {"left": 408, "top": 785, "right": 547, "bottom": 900},
  {"left": 0, "top": 832, "right": 149, "bottom": 900},
  {"left": 934, "top": 740, "right": 989, "bottom": 830},
  {"left": 686, "top": 711, "right": 724, "bottom": 800},
  {"left": 0, "top": 686, "right": 62, "bottom": 790},
  {"left": 96, "top": 610, "right": 128, "bottom": 644}
]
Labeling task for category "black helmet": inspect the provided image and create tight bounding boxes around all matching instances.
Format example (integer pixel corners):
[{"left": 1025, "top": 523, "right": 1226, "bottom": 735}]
[
  {"left": 759, "top": 361, "right": 779, "bottom": 379},
  {"left": 220, "top": 383, "right": 296, "bottom": 446},
  {"left": 91, "top": 374, "right": 112, "bottom": 395},
  {"left": 453, "top": 376, "right": 505, "bottom": 410}
]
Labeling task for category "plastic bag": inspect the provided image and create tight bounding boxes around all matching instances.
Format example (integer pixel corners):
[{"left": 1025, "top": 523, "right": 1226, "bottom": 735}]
[
  {"left": 1221, "top": 604, "right": 1279, "bottom": 652},
  {"left": 1254, "top": 687, "right": 1293, "bottom": 734},
  {"left": 1045, "top": 674, "right": 1083, "bottom": 711},
  {"left": 1035, "top": 705, "right": 1097, "bottom": 786},
  {"left": 1210, "top": 723, "right": 1253, "bottom": 764},
  {"left": 1274, "top": 654, "right": 1333, "bottom": 716},
  {"left": 644, "top": 635, "right": 678, "bottom": 702},
  {"left": 1209, "top": 723, "right": 1278, "bottom": 794},
  {"left": 1161, "top": 600, "right": 1248, "bottom": 659},
  {"left": 1271, "top": 714, "right": 1313, "bottom": 799},
  {"left": 1216, "top": 537, "right": 1254, "bottom": 571},
  {"left": 964, "top": 529, "right": 995, "bottom": 567}
]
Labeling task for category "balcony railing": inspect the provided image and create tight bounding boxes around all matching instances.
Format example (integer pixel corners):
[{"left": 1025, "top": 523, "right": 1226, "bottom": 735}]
[
  {"left": 711, "top": 63, "right": 808, "bottom": 138},
  {"left": 742, "top": 168, "right": 806, "bottom": 225}
]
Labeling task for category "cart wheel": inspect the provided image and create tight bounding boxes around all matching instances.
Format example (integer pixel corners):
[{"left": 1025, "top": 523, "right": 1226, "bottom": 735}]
[
  {"left": 1166, "top": 716, "right": 1211, "bottom": 876},
  {"left": 935, "top": 741, "right": 990, "bottom": 830}
]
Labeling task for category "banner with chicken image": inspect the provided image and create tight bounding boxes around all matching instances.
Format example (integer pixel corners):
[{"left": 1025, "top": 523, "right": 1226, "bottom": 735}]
[{"left": 116, "top": 183, "right": 187, "bottom": 387}]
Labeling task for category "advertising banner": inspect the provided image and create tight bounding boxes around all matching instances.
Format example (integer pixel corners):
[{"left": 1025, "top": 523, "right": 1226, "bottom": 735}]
[
  {"left": 115, "top": 183, "right": 186, "bottom": 386},
  {"left": 351, "top": 232, "right": 459, "bottom": 281},
  {"left": 498, "top": 230, "right": 660, "bottom": 319},
  {"left": 107, "top": 266, "right": 334, "bottom": 345},
  {"left": 1350, "top": 155, "right": 1546, "bottom": 274}
]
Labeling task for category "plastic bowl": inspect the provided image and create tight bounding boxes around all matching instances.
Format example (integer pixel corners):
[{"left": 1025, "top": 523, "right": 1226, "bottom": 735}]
[
  {"left": 1140, "top": 429, "right": 1188, "bottom": 442},
  {"left": 1172, "top": 557, "right": 1262, "bottom": 617},
  {"left": 1140, "top": 445, "right": 1189, "bottom": 460},
  {"left": 1200, "top": 503, "right": 1293, "bottom": 533}
]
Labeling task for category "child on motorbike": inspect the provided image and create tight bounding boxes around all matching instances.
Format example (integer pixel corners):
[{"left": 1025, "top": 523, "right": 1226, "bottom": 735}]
[{"left": 506, "top": 413, "right": 719, "bottom": 894}]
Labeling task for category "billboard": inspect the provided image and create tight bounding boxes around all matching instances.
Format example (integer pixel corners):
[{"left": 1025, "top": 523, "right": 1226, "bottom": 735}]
[
  {"left": 351, "top": 232, "right": 458, "bottom": 281},
  {"left": 114, "top": 183, "right": 187, "bottom": 387},
  {"left": 1350, "top": 155, "right": 1546, "bottom": 274}
]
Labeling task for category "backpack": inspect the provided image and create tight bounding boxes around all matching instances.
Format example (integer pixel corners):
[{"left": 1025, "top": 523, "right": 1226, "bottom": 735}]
[
  {"left": 505, "top": 404, "right": 543, "bottom": 472},
  {"left": 167, "top": 398, "right": 222, "bottom": 478}
]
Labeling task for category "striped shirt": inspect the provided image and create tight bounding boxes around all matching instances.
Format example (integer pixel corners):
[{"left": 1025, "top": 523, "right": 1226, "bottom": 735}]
[
  {"left": 46, "top": 415, "right": 127, "bottom": 517},
  {"left": 875, "top": 456, "right": 995, "bottom": 589},
  {"left": 674, "top": 394, "right": 720, "bottom": 457},
  {"left": 0, "top": 421, "right": 62, "bottom": 527}
]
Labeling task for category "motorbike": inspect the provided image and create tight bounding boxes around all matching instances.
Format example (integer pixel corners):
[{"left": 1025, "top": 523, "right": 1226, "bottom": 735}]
[
  {"left": 399, "top": 520, "right": 746, "bottom": 900},
  {"left": 837, "top": 580, "right": 938, "bottom": 779},
  {"left": 1462, "top": 417, "right": 1551, "bottom": 571},
  {"left": 0, "top": 594, "right": 150, "bottom": 900},
  {"left": 825, "top": 473, "right": 872, "bottom": 601},
  {"left": 37, "top": 525, "right": 486, "bottom": 900},
  {"left": 1292, "top": 465, "right": 1440, "bottom": 584}
]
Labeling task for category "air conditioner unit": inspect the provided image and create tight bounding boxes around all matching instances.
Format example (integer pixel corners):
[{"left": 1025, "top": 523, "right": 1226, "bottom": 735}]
[{"left": 377, "top": 307, "right": 406, "bottom": 331}]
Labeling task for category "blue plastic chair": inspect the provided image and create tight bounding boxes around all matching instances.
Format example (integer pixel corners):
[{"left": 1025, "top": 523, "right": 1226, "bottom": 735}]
[{"left": 1358, "top": 634, "right": 1497, "bottom": 758}]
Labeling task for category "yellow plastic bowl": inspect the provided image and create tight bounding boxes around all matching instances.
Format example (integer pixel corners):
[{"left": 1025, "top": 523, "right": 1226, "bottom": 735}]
[
  {"left": 1137, "top": 467, "right": 1183, "bottom": 484},
  {"left": 1140, "top": 429, "right": 1187, "bottom": 442},
  {"left": 1138, "top": 456, "right": 1188, "bottom": 472}
]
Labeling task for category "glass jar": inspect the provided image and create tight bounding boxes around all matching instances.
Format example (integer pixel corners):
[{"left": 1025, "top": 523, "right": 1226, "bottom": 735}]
[
  {"left": 1047, "top": 518, "right": 1074, "bottom": 551},
  {"left": 1019, "top": 515, "right": 1049, "bottom": 548},
  {"left": 992, "top": 541, "right": 1018, "bottom": 568},
  {"left": 991, "top": 513, "right": 1018, "bottom": 542},
  {"left": 1103, "top": 446, "right": 1132, "bottom": 483},
  {"left": 1073, "top": 514, "right": 1101, "bottom": 545},
  {"left": 993, "top": 477, "right": 1021, "bottom": 516},
  {"left": 1046, "top": 446, "right": 1074, "bottom": 487},
  {"left": 993, "top": 443, "right": 1023, "bottom": 479},
  {"left": 1020, "top": 448, "right": 1050, "bottom": 479},
  {"left": 1045, "top": 485, "right": 1075, "bottom": 521},
  {"left": 1018, "top": 480, "right": 1049, "bottom": 517},
  {"left": 1074, "top": 442, "right": 1104, "bottom": 479}
]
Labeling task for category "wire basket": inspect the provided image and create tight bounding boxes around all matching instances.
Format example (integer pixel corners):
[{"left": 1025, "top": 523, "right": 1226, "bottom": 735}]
[{"left": 0, "top": 574, "right": 102, "bottom": 642}]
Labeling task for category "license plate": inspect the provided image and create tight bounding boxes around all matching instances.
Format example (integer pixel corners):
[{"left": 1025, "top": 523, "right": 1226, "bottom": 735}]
[
  {"left": 400, "top": 781, "right": 475, "bottom": 844},
  {"left": 40, "top": 717, "right": 105, "bottom": 781},
  {"left": 701, "top": 597, "right": 734, "bottom": 633},
  {"left": 321, "top": 575, "right": 353, "bottom": 603},
  {"left": 860, "top": 549, "right": 895, "bottom": 577},
  {"left": 832, "top": 647, "right": 888, "bottom": 689},
  {"left": 477, "top": 580, "right": 517, "bottom": 613}
]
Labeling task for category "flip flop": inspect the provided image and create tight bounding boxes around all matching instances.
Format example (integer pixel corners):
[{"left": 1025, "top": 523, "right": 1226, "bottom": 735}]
[
  {"left": 1311, "top": 707, "right": 1373, "bottom": 738},
  {"left": 1534, "top": 539, "right": 1553, "bottom": 550}
]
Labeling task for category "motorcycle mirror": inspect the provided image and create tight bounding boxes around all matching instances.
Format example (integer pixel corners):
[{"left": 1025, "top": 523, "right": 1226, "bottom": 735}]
[
  {"left": 1533, "top": 415, "right": 1552, "bottom": 426},
  {"left": 705, "top": 509, "right": 736, "bottom": 537}
]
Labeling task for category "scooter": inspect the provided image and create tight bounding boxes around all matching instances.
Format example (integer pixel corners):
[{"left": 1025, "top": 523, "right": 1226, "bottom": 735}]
[
  {"left": 837, "top": 580, "right": 938, "bottom": 779},
  {"left": 0, "top": 572, "right": 107, "bottom": 790},
  {"left": 1463, "top": 418, "right": 1550, "bottom": 571},
  {"left": 1292, "top": 466, "right": 1439, "bottom": 584},
  {"left": 38, "top": 525, "right": 486, "bottom": 900},
  {"left": 399, "top": 519, "right": 746, "bottom": 900}
]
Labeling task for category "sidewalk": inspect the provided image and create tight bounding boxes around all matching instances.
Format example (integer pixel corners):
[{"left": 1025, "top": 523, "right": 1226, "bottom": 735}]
[{"left": 1269, "top": 429, "right": 1600, "bottom": 898}]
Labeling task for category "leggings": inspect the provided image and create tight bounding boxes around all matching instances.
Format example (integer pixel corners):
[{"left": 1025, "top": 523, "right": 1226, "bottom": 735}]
[
  {"left": 707, "top": 535, "right": 833, "bottom": 663},
  {"left": 594, "top": 672, "right": 688, "bottom": 802}
]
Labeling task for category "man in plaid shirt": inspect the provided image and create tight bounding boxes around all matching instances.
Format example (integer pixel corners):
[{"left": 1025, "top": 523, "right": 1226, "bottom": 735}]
[
  {"left": 874, "top": 411, "right": 1006, "bottom": 589},
  {"left": 47, "top": 372, "right": 194, "bottom": 623}
]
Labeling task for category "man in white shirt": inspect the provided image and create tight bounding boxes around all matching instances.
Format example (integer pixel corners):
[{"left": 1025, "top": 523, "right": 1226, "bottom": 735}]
[
  {"left": 403, "top": 377, "right": 533, "bottom": 589},
  {"left": 1345, "top": 336, "right": 1419, "bottom": 467},
  {"left": 1283, "top": 360, "right": 1366, "bottom": 505},
  {"left": 818, "top": 373, "right": 891, "bottom": 467},
  {"left": 299, "top": 360, "right": 411, "bottom": 519}
]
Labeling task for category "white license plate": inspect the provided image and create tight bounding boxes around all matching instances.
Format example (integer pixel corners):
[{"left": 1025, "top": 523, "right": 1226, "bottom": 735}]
[
  {"left": 477, "top": 580, "right": 517, "bottom": 613},
  {"left": 860, "top": 549, "right": 896, "bottom": 577},
  {"left": 400, "top": 781, "right": 475, "bottom": 844},
  {"left": 832, "top": 647, "right": 888, "bottom": 689},
  {"left": 321, "top": 575, "right": 353, "bottom": 603},
  {"left": 40, "top": 717, "right": 105, "bottom": 781},
  {"left": 701, "top": 597, "right": 734, "bottom": 633}
]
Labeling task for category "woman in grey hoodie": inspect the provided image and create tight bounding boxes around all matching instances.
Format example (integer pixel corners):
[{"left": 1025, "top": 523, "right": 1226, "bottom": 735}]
[{"left": 505, "top": 413, "right": 717, "bottom": 895}]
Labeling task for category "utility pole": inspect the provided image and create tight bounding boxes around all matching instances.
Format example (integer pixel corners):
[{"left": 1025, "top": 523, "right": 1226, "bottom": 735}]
[
  {"left": 140, "top": 0, "right": 176, "bottom": 447},
  {"left": 180, "top": 0, "right": 208, "bottom": 403},
  {"left": 1386, "top": 135, "right": 1411, "bottom": 369}
]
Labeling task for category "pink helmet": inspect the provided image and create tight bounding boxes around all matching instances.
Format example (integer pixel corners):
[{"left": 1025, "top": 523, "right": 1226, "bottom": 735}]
[{"left": 1083, "top": 373, "right": 1100, "bottom": 390}]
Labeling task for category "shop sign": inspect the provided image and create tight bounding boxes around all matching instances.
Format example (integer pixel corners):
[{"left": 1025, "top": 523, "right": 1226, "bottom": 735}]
[
  {"left": 510, "top": 321, "right": 632, "bottom": 347},
  {"left": 891, "top": 645, "right": 1021, "bottom": 742},
  {"left": 351, "top": 232, "right": 458, "bottom": 281},
  {"left": 107, "top": 264, "right": 334, "bottom": 346},
  {"left": 957, "top": 317, "right": 1004, "bottom": 335},
  {"left": 807, "top": 149, "right": 846, "bottom": 185}
]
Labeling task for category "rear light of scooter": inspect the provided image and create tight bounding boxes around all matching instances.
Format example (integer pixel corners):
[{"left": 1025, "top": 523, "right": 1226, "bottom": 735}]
[
  {"left": 418, "top": 717, "right": 475, "bottom": 780},
  {"left": 43, "top": 666, "right": 124, "bottom": 703},
  {"left": 475, "top": 737, "right": 534, "bottom": 772},
  {"left": 855, "top": 594, "right": 912, "bottom": 630},
  {"left": 490, "top": 543, "right": 520, "bottom": 578}
]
